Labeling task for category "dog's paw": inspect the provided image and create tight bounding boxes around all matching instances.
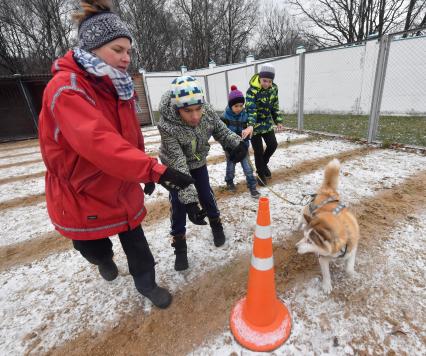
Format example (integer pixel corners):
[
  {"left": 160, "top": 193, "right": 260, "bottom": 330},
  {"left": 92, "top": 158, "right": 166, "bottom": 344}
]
[
  {"left": 345, "top": 269, "right": 358, "bottom": 278},
  {"left": 322, "top": 281, "right": 333, "bottom": 294}
]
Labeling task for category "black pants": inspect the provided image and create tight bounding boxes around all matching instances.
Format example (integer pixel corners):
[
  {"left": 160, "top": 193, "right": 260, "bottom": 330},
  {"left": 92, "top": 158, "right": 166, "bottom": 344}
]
[
  {"left": 169, "top": 165, "right": 219, "bottom": 236},
  {"left": 251, "top": 130, "right": 278, "bottom": 177},
  {"left": 72, "top": 225, "right": 155, "bottom": 279}
]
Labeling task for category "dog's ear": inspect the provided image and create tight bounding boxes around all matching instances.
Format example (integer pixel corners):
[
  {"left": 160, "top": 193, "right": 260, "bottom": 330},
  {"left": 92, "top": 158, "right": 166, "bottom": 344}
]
[{"left": 303, "top": 214, "right": 312, "bottom": 224}]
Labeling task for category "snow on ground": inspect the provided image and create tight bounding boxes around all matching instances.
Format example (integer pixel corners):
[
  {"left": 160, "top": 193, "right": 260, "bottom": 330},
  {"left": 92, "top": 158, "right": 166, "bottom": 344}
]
[
  {"left": 0, "top": 161, "right": 45, "bottom": 180},
  {"left": 192, "top": 211, "right": 426, "bottom": 356},
  {"left": 0, "top": 202, "right": 50, "bottom": 247},
  {"left": 0, "top": 177, "right": 45, "bottom": 204},
  {"left": 0, "top": 132, "right": 308, "bottom": 245},
  {"left": 0, "top": 147, "right": 40, "bottom": 162},
  {"left": 1, "top": 133, "right": 425, "bottom": 354},
  {"left": 0, "top": 151, "right": 41, "bottom": 166}
]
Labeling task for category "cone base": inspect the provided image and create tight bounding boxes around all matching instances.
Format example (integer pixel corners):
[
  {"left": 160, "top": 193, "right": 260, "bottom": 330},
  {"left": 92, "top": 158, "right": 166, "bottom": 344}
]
[{"left": 230, "top": 297, "right": 292, "bottom": 352}]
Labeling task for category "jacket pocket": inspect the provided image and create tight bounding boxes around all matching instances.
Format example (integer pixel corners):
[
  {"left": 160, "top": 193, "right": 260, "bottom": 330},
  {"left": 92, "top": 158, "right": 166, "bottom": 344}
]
[{"left": 69, "top": 157, "right": 103, "bottom": 194}]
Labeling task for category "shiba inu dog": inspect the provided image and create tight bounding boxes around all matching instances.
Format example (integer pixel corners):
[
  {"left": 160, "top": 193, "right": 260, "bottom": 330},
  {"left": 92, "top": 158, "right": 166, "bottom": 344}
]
[{"left": 296, "top": 159, "right": 360, "bottom": 293}]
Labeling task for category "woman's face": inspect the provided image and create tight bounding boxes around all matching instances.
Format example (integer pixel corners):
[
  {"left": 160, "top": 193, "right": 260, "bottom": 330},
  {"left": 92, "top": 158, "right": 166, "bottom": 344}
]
[
  {"left": 178, "top": 105, "right": 203, "bottom": 127},
  {"left": 92, "top": 38, "right": 132, "bottom": 72}
]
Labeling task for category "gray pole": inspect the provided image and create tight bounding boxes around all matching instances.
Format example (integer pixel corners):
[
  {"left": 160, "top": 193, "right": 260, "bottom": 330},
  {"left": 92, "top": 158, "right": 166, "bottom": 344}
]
[
  {"left": 204, "top": 75, "right": 211, "bottom": 104},
  {"left": 297, "top": 49, "right": 306, "bottom": 130},
  {"left": 367, "top": 35, "right": 391, "bottom": 143},
  {"left": 14, "top": 74, "right": 38, "bottom": 131},
  {"left": 142, "top": 74, "right": 155, "bottom": 126},
  {"left": 225, "top": 70, "right": 229, "bottom": 93}
]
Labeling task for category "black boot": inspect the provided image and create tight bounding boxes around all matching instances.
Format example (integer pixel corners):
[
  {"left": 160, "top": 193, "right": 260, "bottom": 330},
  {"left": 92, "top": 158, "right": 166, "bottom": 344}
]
[
  {"left": 257, "top": 175, "right": 267, "bottom": 186},
  {"left": 264, "top": 165, "right": 272, "bottom": 179},
  {"left": 134, "top": 269, "right": 172, "bottom": 309},
  {"left": 98, "top": 260, "right": 118, "bottom": 281},
  {"left": 226, "top": 181, "right": 236, "bottom": 192},
  {"left": 171, "top": 235, "right": 189, "bottom": 271},
  {"left": 209, "top": 217, "right": 226, "bottom": 247}
]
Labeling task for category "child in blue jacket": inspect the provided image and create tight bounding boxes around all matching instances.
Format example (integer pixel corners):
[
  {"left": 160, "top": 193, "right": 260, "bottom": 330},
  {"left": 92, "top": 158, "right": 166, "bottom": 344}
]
[{"left": 221, "top": 86, "right": 260, "bottom": 198}]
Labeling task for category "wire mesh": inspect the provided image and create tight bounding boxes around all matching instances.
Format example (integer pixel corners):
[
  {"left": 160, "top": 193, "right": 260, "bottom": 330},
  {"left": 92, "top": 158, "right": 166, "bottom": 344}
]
[
  {"left": 377, "top": 33, "right": 426, "bottom": 146},
  {"left": 299, "top": 41, "right": 378, "bottom": 139}
]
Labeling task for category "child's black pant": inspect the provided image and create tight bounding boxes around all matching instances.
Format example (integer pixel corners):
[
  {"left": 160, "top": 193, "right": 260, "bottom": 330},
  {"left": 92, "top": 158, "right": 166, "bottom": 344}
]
[
  {"left": 72, "top": 225, "right": 155, "bottom": 278},
  {"left": 169, "top": 164, "right": 220, "bottom": 237},
  {"left": 251, "top": 130, "right": 278, "bottom": 177}
]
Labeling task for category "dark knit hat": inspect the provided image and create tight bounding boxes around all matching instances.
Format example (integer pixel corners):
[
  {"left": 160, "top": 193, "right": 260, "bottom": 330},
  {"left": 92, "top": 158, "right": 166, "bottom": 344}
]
[
  {"left": 78, "top": 12, "right": 132, "bottom": 51},
  {"left": 228, "top": 85, "right": 245, "bottom": 107},
  {"left": 259, "top": 63, "right": 275, "bottom": 80}
]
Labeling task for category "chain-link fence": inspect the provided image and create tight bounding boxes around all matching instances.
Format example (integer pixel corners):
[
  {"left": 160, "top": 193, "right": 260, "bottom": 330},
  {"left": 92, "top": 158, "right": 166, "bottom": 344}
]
[
  {"left": 144, "top": 27, "right": 425, "bottom": 147},
  {"left": 376, "top": 28, "right": 426, "bottom": 147}
]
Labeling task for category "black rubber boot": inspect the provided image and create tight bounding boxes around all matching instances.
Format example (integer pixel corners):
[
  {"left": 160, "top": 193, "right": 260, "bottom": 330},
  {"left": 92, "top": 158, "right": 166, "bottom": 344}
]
[
  {"left": 226, "top": 181, "right": 236, "bottom": 192},
  {"left": 98, "top": 260, "right": 118, "bottom": 281},
  {"left": 265, "top": 165, "right": 272, "bottom": 179},
  {"left": 209, "top": 217, "right": 226, "bottom": 247},
  {"left": 134, "top": 269, "right": 172, "bottom": 309},
  {"left": 250, "top": 187, "right": 261, "bottom": 198},
  {"left": 171, "top": 235, "right": 189, "bottom": 271},
  {"left": 257, "top": 175, "right": 267, "bottom": 186}
]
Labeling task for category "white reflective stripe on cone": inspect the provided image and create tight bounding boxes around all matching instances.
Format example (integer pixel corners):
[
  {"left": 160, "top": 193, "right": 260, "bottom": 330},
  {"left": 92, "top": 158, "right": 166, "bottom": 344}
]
[
  {"left": 255, "top": 224, "right": 271, "bottom": 239},
  {"left": 251, "top": 254, "right": 274, "bottom": 271}
]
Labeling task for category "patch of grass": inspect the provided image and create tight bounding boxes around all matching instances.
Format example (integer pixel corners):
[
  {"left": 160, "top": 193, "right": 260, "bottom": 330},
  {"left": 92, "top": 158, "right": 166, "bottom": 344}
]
[
  {"left": 284, "top": 114, "right": 426, "bottom": 147},
  {"left": 152, "top": 111, "right": 425, "bottom": 147}
]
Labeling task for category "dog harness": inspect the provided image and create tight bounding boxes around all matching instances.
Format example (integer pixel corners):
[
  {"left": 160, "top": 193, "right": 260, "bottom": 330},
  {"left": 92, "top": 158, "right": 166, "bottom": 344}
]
[
  {"left": 308, "top": 195, "right": 346, "bottom": 216},
  {"left": 308, "top": 194, "right": 348, "bottom": 258}
]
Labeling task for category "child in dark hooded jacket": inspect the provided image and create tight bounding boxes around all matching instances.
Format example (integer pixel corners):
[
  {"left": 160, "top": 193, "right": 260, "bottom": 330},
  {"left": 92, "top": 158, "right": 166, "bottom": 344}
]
[
  {"left": 221, "top": 85, "right": 260, "bottom": 198},
  {"left": 246, "top": 63, "right": 284, "bottom": 186}
]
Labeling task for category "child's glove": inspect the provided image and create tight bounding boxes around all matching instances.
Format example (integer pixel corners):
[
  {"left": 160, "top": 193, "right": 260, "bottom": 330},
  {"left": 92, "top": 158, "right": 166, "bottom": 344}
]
[
  {"left": 185, "top": 203, "right": 207, "bottom": 225},
  {"left": 227, "top": 141, "right": 248, "bottom": 163},
  {"left": 143, "top": 182, "right": 155, "bottom": 195},
  {"left": 159, "top": 167, "right": 194, "bottom": 192}
]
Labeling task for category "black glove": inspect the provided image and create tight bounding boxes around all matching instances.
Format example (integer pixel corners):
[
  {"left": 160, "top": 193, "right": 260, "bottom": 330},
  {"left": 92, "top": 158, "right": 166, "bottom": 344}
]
[
  {"left": 228, "top": 141, "right": 248, "bottom": 163},
  {"left": 143, "top": 182, "right": 155, "bottom": 195},
  {"left": 158, "top": 167, "right": 195, "bottom": 192},
  {"left": 185, "top": 203, "right": 207, "bottom": 225}
]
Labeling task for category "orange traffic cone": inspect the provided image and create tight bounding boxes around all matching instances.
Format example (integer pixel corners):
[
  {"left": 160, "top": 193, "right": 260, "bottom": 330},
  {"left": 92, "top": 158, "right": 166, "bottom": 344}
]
[{"left": 230, "top": 197, "right": 291, "bottom": 351}]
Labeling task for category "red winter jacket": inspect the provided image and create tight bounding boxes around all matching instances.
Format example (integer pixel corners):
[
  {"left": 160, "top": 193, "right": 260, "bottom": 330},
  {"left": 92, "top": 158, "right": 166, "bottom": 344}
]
[{"left": 38, "top": 51, "right": 166, "bottom": 240}]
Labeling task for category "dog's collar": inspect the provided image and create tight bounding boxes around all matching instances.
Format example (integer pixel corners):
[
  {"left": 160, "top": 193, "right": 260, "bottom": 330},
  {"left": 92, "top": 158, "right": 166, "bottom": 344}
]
[
  {"left": 308, "top": 195, "right": 345, "bottom": 216},
  {"left": 337, "top": 244, "right": 348, "bottom": 258}
]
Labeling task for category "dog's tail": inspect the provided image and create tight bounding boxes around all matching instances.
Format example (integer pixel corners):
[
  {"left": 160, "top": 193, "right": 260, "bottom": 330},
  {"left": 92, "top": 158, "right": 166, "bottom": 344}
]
[{"left": 322, "top": 158, "right": 340, "bottom": 191}]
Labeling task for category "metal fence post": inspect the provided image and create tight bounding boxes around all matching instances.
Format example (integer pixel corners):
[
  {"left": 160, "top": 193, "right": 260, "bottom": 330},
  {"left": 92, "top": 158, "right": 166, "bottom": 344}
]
[
  {"left": 142, "top": 74, "right": 155, "bottom": 125},
  {"left": 297, "top": 48, "right": 306, "bottom": 130},
  {"left": 14, "top": 74, "right": 39, "bottom": 131},
  {"left": 367, "top": 35, "right": 391, "bottom": 143},
  {"left": 225, "top": 70, "right": 229, "bottom": 93},
  {"left": 203, "top": 75, "right": 211, "bottom": 103}
]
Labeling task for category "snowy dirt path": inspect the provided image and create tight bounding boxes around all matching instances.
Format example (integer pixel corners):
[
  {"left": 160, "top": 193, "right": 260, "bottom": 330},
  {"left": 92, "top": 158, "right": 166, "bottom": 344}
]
[
  {"left": 0, "top": 134, "right": 425, "bottom": 355},
  {"left": 52, "top": 169, "right": 426, "bottom": 356}
]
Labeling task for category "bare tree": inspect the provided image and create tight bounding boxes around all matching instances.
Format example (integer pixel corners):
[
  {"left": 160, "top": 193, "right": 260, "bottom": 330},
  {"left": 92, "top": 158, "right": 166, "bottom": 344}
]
[
  {"left": 0, "top": 0, "right": 75, "bottom": 74},
  {"left": 288, "top": 0, "right": 412, "bottom": 45},
  {"left": 403, "top": 0, "right": 426, "bottom": 34},
  {"left": 254, "top": 5, "right": 304, "bottom": 57},
  {"left": 173, "top": 0, "right": 226, "bottom": 69},
  {"left": 116, "top": 0, "right": 180, "bottom": 71},
  {"left": 217, "top": 0, "right": 258, "bottom": 64}
]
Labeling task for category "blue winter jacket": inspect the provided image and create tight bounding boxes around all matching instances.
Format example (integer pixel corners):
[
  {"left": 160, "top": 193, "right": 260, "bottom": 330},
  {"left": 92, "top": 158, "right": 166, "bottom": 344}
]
[{"left": 221, "top": 106, "right": 249, "bottom": 136}]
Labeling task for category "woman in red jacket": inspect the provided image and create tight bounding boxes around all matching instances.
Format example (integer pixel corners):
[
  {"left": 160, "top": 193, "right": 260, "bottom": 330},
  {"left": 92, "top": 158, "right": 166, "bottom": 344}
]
[{"left": 38, "top": 0, "right": 193, "bottom": 309}]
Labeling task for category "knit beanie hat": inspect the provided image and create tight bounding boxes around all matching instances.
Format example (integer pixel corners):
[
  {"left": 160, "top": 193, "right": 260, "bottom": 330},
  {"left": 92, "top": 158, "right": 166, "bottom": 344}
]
[
  {"left": 78, "top": 12, "right": 132, "bottom": 51},
  {"left": 228, "top": 85, "right": 245, "bottom": 107},
  {"left": 259, "top": 63, "right": 275, "bottom": 80},
  {"left": 170, "top": 76, "right": 205, "bottom": 109}
]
